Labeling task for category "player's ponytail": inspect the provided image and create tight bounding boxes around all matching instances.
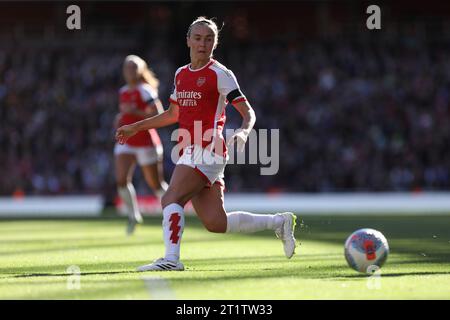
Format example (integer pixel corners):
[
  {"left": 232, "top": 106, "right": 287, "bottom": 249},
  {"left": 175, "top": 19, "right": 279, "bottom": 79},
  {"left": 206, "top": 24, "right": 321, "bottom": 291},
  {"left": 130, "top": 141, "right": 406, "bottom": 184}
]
[
  {"left": 141, "top": 66, "right": 160, "bottom": 90},
  {"left": 124, "top": 55, "right": 159, "bottom": 90}
]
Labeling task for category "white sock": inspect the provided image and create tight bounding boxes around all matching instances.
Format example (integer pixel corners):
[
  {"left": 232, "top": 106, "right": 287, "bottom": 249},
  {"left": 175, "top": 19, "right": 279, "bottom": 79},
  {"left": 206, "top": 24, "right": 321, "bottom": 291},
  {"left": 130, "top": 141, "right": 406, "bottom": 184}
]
[
  {"left": 118, "top": 183, "right": 140, "bottom": 218},
  {"left": 162, "top": 203, "right": 185, "bottom": 262},
  {"left": 154, "top": 181, "right": 168, "bottom": 199},
  {"left": 226, "top": 211, "right": 284, "bottom": 233}
]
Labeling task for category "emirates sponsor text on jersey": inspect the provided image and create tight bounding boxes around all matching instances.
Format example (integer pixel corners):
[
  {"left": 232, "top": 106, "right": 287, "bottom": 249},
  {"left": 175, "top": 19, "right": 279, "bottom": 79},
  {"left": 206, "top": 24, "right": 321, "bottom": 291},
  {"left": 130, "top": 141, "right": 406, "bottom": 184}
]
[{"left": 177, "top": 90, "right": 202, "bottom": 106}]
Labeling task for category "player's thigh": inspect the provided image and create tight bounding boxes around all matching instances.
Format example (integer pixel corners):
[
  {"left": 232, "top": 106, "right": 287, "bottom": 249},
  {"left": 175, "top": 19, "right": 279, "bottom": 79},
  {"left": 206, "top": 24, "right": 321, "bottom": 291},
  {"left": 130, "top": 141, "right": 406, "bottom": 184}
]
[
  {"left": 140, "top": 162, "right": 164, "bottom": 190},
  {"left": 115, "top": 153, "right": 136, "bottom": 187},
  {"left": 162, "top": 164, "right": 207, "bottom": 208},
  {"left": 191, "top": 183, "right": 227, "bottom": 233}
]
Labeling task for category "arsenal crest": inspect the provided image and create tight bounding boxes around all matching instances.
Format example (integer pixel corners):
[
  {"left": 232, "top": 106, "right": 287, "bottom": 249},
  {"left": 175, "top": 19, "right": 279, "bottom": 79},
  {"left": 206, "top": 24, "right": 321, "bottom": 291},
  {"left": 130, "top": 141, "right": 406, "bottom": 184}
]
[{"left": 196, "top": 77, "right": 206, "bottom": 87}]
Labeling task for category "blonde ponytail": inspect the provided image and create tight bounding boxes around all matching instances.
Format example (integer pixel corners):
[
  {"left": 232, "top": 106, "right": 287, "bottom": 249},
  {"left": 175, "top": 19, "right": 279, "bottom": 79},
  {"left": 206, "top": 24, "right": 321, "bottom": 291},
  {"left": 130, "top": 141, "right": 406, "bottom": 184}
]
[
  {"left": 141, "top": 67, "right": 159, "bottom": 90},
  {"left": 124, "top": 55, "right": 159, "bottom": 90}
]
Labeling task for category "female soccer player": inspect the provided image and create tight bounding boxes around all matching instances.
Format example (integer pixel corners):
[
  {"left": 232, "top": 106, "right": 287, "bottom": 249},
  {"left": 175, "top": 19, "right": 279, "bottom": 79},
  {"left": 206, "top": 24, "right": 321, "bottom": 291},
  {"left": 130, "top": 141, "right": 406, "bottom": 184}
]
[
  {"left": 116, "top": 18, "right": 297, "bottom": 270},
  {"left": 115, "top": 55, "right": 168, "bottom": 235}
]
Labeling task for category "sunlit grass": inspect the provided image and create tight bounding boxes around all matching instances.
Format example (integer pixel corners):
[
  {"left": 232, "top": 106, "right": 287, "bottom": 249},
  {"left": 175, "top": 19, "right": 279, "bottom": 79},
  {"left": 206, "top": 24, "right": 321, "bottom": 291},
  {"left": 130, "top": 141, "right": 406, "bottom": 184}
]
[{"left": 0, "top": 215, "right": 449, "bottom": 299}]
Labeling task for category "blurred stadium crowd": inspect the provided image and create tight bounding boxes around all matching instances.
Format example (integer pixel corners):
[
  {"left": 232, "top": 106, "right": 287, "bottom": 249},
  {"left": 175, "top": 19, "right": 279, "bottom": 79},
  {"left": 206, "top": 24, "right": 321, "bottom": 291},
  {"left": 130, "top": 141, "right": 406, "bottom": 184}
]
[{"left": 1, "top": 2, "right": 449, "bottom": 199}]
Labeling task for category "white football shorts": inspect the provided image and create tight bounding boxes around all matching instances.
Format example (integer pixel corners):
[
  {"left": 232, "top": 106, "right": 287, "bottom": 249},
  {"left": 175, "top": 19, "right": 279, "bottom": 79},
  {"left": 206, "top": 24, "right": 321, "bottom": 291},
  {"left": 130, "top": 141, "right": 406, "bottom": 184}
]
[
  {"left": 114, "top": 143, "right": 163, "bottom": 166},
  {"left": 177, "top": 144, "right": 228, "bottom": 187}
]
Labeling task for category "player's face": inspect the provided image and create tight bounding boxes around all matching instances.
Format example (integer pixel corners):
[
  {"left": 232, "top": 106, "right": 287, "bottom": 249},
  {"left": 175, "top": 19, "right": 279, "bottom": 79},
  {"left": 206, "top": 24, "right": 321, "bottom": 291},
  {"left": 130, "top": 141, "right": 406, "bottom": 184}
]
[
  {"left": 187, "top": 24, "right": 216, "bottom": 60},
  {"left": 123, "top": 61, "right": 139, "bottom": 84}
]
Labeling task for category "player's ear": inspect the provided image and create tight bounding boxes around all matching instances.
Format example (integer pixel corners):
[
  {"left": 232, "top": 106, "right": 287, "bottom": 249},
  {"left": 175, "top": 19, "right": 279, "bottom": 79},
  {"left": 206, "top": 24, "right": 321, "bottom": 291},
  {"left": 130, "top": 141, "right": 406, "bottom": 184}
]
[{"left": 186, "top": 36, "right": 191, "bottom": 48}]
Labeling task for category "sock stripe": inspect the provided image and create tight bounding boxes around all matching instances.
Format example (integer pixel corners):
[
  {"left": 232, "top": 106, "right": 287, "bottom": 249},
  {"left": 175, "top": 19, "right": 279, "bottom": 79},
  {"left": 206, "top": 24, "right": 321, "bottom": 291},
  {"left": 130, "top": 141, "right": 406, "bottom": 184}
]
[{"left": 163, "top": 203, "right": 185, "bottom": 262}]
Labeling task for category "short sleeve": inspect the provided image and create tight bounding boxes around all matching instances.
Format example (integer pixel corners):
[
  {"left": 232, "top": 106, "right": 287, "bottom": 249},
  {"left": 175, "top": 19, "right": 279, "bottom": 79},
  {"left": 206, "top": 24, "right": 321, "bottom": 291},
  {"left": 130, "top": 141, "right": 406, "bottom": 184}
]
[
  {"left": 169, "top": 82, "right": 178, "bottom": 105},
  {"left": 217, "top": 69, "right": 246, "bottom": 104},
  {"left": 169, "top": 68, "right": 181, "bottom": 105},
  {"left": 139, "top": 84, "right": 158, "bottom": 104}
]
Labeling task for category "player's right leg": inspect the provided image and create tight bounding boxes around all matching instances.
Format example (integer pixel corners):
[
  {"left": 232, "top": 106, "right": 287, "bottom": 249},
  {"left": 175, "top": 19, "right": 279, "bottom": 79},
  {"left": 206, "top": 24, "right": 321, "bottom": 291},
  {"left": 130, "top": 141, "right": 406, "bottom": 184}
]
[
  {"left": 114, "top": 146, "right": 142, "bottom": 236},
  {"left": 191, "top": 183, "right": 297, "bottom": 259},
  {"left": 136, "top": 164, "right": 207, "bottom": 272}
]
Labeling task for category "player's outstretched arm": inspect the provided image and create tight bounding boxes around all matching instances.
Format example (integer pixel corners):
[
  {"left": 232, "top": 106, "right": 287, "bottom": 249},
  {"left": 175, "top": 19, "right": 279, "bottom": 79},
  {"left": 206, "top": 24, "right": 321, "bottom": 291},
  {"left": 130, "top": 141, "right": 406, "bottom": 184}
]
[
  {"left": 116, "top": 102, "right": 179, "bottom": 144},
  {"left": 228, "top": 100, "right": 256, "bottom": 152}
]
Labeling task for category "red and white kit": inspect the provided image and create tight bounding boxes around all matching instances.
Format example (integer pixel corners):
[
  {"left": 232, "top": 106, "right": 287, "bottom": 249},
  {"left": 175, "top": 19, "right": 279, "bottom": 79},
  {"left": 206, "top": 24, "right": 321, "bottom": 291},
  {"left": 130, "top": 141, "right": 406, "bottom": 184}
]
[
  {"left": 115, "top": 83, "right": 163, "bottom": 165},
  {"left": 136, "top": 60, "right": 298, "bottom": 272},
  {"left": 169, "top": 59, "right": 246, "bottom": 187}
]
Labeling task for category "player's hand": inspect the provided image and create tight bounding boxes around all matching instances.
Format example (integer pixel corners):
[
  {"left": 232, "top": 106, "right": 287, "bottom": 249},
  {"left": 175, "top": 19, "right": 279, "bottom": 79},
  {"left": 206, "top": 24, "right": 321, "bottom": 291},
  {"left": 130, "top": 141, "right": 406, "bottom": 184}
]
[
  {"left": 227, "top": 128, "right": 249, "bottom": 152},
  {"left": 116, "top": 124, "right": 137, "bottom": 144}
]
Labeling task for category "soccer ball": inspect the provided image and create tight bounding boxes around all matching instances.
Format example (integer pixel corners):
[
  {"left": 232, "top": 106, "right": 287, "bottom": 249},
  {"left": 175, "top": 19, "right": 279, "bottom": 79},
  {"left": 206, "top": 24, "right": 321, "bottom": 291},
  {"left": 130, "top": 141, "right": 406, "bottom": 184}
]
[{"left": 344, "top": 228, "right": 389, "bottom": 274}]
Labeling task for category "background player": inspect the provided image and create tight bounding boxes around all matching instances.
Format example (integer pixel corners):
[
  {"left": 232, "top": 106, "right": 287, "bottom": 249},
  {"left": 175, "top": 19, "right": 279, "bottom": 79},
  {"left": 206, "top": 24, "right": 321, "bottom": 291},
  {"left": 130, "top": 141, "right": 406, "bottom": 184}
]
[
  {"left": 114, "top": 55, "right": 168, "bottom": 235},
  {"left": 116, "top": 18, "right": 297, "bottom": 270}
]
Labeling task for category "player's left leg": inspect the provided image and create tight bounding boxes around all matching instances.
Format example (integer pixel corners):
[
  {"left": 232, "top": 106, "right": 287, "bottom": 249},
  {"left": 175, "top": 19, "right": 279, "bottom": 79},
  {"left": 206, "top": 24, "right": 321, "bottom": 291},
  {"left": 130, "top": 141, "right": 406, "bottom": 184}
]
[{"left": 191, "top": 183, "right": 298, "bottom": 258}]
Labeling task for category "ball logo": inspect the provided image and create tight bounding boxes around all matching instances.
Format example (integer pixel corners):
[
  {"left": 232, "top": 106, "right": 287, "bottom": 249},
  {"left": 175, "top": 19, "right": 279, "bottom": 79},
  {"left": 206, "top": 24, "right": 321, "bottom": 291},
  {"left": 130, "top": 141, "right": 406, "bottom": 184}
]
[
  {"left": 197, "top": 77, "right": 206, "bottom": 87},
  {"left": 363, "top": 240, "right": 376, "bottom": 260}
]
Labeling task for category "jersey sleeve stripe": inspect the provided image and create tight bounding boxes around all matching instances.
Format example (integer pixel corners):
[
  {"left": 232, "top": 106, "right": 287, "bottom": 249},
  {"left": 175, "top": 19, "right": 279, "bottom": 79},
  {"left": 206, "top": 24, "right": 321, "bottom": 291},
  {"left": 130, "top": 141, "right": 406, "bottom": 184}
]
[{"left": 231, "top": 96, "right": 247, "bottom": 104}]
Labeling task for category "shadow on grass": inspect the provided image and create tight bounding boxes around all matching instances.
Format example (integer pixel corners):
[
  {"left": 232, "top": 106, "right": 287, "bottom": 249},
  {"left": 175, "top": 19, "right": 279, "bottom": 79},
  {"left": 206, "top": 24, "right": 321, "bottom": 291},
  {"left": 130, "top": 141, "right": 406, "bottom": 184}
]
[
  {"left": 10, "top": 270, "right": 136, "bottom": 279},
  {"left": 0, "top": 215, "right": 450, "bottom": 273},
  {"left": 181, "top": 214, "right": 450, "bottom": 266},
  {"left": 339, "top": 271, "right": 450, "bottom": 279},
  {"left": 0, "top": 231, "right": 224, "bottom": 258},
  {"left": 0, "top": 252, "right": 340, "bottom": 272},
  {"left": 190, "top": 215, "right": 450, "bottom": 265},
  {"left": 1, "top": 263, "right": 351, "bottom": 285},
  {"left": 0, "top": 254, "right": 353, "bottom": 283}
]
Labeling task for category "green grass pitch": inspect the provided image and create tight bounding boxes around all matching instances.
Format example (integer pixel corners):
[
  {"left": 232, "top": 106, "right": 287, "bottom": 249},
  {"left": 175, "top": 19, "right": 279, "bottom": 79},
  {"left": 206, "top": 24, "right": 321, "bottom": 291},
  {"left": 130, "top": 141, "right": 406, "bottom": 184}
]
[{"left": 0, "top": 214, "right": 449, "bottom": 299}]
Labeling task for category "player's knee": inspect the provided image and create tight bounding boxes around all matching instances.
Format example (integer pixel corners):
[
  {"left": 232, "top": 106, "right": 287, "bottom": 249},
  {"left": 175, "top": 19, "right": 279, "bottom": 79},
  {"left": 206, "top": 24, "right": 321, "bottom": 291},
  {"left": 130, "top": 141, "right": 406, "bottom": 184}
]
[
  {"left": 161, "top": 189, "right": 187, "bottom": 208},
  {"left": 116, "top": 179, "right": 128, "bottom": 188},
  {"left": 161, "top": 192, "right": 171, "bottom": 207},
  {"left": 203, "top": 216, "right": 226, "bottom": 233},
  {"left": 147, "top": 179, "right": 162, "bottom": 191}
]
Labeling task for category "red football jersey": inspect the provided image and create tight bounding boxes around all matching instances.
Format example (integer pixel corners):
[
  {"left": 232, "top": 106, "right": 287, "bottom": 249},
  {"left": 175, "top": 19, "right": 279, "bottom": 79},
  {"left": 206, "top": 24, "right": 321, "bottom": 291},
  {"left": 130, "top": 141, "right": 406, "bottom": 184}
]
[
  {"left": 118, "top": 83, "right": 161, "bottom": 147},
  {"left": 169, "top": 59, "right": 246, "bottom": 156}
]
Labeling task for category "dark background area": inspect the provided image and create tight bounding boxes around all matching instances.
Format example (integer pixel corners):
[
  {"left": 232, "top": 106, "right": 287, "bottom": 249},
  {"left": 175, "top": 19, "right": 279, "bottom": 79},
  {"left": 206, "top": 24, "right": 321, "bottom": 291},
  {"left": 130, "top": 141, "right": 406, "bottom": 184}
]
[{"left": 1, "top": 1, "right": 449, "bottom": 202}]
